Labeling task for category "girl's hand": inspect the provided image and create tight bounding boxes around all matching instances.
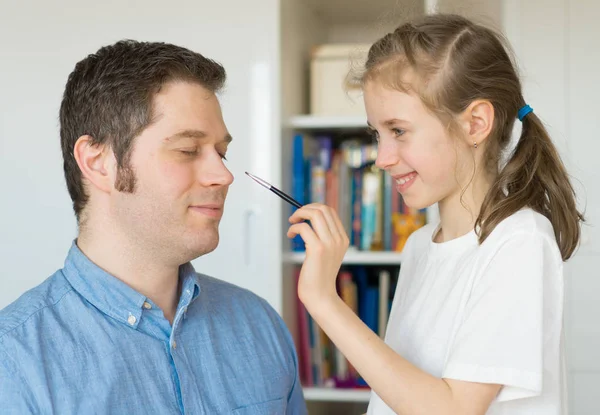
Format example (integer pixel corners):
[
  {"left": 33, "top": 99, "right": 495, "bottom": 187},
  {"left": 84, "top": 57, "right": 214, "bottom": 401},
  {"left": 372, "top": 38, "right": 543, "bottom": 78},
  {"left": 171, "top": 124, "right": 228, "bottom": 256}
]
[{"left": 286, "top": 203, "right": 349, "bottom": 307}]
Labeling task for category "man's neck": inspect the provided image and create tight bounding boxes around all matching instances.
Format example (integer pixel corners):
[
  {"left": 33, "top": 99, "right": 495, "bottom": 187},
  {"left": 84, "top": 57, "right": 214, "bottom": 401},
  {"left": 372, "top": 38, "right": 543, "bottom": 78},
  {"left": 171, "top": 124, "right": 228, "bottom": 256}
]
[{"left": 77, "top": 221, "right": 181, "bottom": 324}]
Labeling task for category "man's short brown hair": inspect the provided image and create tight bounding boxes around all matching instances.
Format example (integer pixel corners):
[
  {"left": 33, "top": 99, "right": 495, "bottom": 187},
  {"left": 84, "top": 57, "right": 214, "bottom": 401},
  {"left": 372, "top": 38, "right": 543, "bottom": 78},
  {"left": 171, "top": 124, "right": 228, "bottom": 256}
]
[{"left": 59, "top": 40, "right": 226, "bottom": 222}]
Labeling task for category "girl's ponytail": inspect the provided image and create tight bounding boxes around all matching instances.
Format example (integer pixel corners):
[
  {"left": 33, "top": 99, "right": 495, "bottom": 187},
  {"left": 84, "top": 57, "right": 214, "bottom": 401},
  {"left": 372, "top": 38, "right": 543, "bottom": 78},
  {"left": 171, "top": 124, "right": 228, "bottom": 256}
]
[{"left": 476, "top": 106, "right": 584, "bottom": 261}]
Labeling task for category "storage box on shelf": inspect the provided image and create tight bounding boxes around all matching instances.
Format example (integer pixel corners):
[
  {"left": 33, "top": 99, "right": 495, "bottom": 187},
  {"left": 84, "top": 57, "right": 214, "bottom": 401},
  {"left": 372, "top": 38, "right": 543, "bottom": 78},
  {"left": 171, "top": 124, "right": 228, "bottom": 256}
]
[{"left": 309, "top": 43, "right": 370, "bottom": 117}]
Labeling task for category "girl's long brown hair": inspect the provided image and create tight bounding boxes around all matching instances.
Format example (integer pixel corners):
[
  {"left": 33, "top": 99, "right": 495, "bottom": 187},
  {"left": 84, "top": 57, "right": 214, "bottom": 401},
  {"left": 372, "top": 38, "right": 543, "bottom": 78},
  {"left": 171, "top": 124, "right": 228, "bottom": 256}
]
[{"left": 359, "top": 13, "right": 583, "bottom": 260}]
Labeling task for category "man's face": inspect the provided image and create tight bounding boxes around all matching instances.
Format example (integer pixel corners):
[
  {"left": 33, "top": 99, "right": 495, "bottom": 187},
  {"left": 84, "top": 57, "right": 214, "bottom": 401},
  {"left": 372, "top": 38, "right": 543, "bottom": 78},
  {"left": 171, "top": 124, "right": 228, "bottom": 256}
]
[{"left": 110, "top": 81, "right": 234, "bottom": 264}]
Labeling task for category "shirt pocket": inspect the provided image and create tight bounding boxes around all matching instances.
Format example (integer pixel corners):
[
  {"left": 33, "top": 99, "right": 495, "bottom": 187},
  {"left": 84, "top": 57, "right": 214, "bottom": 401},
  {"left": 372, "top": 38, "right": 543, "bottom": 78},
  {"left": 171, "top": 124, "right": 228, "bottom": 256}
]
[{"left": 231, "top": 397, "right": 285, "bottom": 414}]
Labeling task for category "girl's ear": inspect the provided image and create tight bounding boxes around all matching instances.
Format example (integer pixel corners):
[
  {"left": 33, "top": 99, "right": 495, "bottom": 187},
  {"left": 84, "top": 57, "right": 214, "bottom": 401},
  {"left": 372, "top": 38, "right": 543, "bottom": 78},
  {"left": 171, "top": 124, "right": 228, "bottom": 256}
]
[{"left": 458, "top": 99, "right": 495, "bottom": 147}]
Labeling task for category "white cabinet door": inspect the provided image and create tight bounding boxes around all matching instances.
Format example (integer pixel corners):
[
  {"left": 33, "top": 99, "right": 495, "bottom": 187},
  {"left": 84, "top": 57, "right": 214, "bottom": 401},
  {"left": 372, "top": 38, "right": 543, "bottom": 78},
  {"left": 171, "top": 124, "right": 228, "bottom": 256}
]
[{"left": 183, "top": 0, "right": 284, "bottom": 312}]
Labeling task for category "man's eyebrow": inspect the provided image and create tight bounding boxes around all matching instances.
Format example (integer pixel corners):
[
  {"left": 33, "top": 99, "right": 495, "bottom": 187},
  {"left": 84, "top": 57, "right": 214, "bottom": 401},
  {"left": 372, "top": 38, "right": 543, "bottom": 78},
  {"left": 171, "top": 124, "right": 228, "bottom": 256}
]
[{"left": 164, "top": 129, "right": 233, "bottom": 143}]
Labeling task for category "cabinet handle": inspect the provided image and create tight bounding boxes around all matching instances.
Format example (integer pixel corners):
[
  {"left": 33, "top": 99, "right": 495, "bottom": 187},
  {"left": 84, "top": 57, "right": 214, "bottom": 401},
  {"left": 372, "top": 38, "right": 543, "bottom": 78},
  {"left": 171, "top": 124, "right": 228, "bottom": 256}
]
[{"left": 244, "top": 207, "right": 259, "bottom": 266}]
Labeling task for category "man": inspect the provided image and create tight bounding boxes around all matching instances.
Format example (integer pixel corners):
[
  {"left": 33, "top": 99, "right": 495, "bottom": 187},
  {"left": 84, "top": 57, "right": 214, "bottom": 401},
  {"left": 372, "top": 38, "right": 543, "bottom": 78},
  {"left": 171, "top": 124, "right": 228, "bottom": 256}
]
[{"left": 0, "top": 40, "right": 306, "bottom": 414}]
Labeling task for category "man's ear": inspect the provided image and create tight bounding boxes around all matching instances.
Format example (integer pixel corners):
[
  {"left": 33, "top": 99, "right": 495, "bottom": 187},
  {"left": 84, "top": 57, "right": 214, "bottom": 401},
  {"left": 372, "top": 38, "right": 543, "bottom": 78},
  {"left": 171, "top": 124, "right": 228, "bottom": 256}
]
[
  {"left": 458, "top": 99, "right": 495, "bottom": 148},
  {"left": 72, "top": 135, "right": 114, "bottom": 194}
]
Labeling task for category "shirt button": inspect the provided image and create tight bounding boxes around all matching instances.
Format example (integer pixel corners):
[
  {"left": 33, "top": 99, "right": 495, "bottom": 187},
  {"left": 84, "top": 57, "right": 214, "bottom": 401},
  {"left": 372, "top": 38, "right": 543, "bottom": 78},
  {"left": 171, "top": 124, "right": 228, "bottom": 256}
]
[
  {"left": 183, "top": 306, "right": 188, "bottom": 313},
  {"left": 127, "top": 315, "right": 137, "bottom": 326},
  {"left": 172, "top": 341, "right": 177, "bottom": 349},
  {"left": 143, "top": 301, "right": 152, "bottom": 310}
]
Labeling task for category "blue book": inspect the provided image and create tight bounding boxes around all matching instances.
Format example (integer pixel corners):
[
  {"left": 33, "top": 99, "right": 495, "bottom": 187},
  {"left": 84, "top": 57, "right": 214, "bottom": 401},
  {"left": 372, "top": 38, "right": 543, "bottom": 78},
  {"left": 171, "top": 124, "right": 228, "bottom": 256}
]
[
  {"left": 316, "top": 135, "right": 332, "bottom": 170},
  {"left": 364, "top": 287, "right": 379, "bottom": 334},
  {"left": 292, "top": 134, "right": 305, "bottom": 251},
  {"left": 350, "top": 169, "right": 363, "bottom": 249},
  {"left": 353, "top": 267, "right": 368, "bottom": 322},
  {"left": 353, "top": 267, "right": 378, "bottom": 386}
]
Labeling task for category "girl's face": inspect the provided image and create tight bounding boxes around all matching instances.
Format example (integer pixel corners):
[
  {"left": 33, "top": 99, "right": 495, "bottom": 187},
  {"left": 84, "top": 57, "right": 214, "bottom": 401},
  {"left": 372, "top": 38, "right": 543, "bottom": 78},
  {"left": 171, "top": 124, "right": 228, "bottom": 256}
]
[{"left": 364, "top": 80, "right": 474, "bottom": 210}]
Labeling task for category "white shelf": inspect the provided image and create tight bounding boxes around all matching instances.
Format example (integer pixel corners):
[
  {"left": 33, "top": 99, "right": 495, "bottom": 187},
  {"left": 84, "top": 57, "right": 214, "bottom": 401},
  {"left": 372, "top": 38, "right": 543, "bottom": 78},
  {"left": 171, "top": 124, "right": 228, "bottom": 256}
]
[
  {"left": 303, "top": 387, "right": 371, "bottom": 402},
  {"left": 284, "top": 250, "right": 403, "bottom": 265},
  {"left": 287, "top": 115, "right": 367, "bottom": 130}
]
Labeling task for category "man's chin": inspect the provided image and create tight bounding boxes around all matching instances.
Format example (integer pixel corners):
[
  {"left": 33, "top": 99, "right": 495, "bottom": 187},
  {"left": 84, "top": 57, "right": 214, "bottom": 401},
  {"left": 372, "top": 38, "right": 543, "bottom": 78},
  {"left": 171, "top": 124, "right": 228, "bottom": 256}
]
[{"left": 183, "top": 236, "right": 219, "bottom": 261}]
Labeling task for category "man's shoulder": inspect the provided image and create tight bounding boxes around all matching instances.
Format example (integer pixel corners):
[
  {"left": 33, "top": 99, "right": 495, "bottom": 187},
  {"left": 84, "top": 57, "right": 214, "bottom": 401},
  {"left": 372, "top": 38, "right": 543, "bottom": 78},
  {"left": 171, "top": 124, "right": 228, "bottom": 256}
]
[
  {"left": 195, "top": 273, "right": 274, "bottom": 313},
  {"left": 0, "top": 270, "right": 73, "bottom": 340},
  {"left": 193, "top": 272, "right": 297, "bottom": 360},
  {"left": 194, "top": 272, "right": 288, "bottom": 332}
]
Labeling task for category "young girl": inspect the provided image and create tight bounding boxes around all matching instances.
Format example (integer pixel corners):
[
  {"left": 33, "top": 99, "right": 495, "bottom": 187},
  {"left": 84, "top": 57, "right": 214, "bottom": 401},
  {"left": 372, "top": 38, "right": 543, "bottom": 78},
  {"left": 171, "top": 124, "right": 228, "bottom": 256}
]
[{"left": 287, "top": 13, "right": 583, "bottom": 415}]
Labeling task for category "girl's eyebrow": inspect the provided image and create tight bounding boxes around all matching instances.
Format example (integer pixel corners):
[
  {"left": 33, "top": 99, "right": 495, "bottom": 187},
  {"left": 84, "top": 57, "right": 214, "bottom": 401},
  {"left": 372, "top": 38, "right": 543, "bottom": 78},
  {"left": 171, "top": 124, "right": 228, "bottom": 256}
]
[
  {"left": 367, "top": 119, "right": 410, "bottom": 128},
  {"left": 383, "top": 118, "right": 410, "bottom": 126}
]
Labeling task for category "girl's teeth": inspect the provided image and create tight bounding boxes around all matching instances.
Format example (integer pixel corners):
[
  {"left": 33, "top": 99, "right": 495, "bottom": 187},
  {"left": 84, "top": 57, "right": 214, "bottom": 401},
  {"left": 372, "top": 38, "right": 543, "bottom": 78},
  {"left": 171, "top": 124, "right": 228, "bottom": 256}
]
[{"left": 396, "top": 173, "right": 415, "bottom": 185}]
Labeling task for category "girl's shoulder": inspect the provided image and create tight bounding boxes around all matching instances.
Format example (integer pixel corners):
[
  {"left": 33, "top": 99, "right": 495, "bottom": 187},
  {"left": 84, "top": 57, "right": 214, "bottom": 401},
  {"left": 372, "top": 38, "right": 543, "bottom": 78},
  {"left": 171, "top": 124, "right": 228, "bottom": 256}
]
[
  {"left": 405, "top": 222, "right": 438, "bottom": 249},
  {"left": 484, "top": 208, "right": 556, "bottom": 244},
  {"left": 479, "top": 208, "right": 562, "bottom": 264}
]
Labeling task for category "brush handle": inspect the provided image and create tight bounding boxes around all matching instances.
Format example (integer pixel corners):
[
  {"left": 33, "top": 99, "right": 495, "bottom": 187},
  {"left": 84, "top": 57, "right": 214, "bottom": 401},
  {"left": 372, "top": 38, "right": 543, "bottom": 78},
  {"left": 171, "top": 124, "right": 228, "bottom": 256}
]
[{"left": 270, "top": 187, "right": 303, "bottom": 209}]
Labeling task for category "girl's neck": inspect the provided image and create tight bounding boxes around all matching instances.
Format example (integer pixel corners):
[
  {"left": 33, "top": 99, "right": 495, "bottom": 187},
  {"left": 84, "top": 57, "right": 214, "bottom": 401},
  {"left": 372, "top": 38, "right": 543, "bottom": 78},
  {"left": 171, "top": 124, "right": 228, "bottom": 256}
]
[{"left": 434, "top": 176, "right": 493, "bottom": 243}]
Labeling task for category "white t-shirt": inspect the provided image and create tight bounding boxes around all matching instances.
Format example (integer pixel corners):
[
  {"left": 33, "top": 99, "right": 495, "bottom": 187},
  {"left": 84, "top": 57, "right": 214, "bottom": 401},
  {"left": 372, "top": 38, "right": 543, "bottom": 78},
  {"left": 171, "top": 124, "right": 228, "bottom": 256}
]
[{"left": 367, "top": 209, "right": 568, "bottom": 415}]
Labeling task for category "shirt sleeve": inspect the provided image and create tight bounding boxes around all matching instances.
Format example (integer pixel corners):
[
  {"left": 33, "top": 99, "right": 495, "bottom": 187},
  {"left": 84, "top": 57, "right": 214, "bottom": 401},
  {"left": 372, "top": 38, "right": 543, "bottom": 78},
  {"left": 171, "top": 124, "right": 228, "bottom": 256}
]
[
  {"left": 0, "top": 342, "right": 35, "bottom": 414},
  {"left": 258, "top": 298, "right": 308, "bottom": 415},
  {"left": 286, "top": 351, "right": 308, "bottom": 415},
  {"left": 442, "top": 230, "right": 562, "bottom": 402},
  {"left": 277, "top": 312, "right": 308, "bottom": 415}
]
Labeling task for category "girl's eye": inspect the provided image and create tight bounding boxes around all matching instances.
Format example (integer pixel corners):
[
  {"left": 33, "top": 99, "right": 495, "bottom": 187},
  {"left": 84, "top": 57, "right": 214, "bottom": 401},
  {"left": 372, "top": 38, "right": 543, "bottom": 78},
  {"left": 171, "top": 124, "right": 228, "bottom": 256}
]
[
  {"left": 392, "top": 128, "right": 406, "bottom": 137},
  {"left": 180, "top": 150, "right": 198, "bottom": 156}
]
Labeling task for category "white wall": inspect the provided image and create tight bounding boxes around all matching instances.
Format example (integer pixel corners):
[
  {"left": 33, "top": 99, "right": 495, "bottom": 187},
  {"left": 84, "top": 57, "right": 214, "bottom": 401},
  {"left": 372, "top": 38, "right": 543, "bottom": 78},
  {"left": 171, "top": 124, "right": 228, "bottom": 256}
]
[
  {"left": 0, "top": 0, "right": 282, "bottom": 309},
  {"left": 437, "top": 0, "right": 502, "bottom": 29},
  {"left": 564, "top": 2, "right": 600, "bottom": 413},
  {"left": 502, "top": 1, "right": 600, "bottom": 413}
]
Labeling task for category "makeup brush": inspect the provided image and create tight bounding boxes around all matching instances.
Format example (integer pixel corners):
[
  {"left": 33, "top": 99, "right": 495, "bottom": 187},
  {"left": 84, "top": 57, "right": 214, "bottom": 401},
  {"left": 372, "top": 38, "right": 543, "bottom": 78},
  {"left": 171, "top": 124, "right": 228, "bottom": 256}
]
[{"left": 245, "top": 171, "right": 303, "bottom": 209}]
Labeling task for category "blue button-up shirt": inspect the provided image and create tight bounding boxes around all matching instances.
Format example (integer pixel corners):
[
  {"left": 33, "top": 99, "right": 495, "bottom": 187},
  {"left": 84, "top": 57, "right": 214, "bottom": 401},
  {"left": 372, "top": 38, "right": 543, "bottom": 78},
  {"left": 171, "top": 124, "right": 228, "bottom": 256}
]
[{"left": 0, "top": 243, "right": 307, "bottom": 414}]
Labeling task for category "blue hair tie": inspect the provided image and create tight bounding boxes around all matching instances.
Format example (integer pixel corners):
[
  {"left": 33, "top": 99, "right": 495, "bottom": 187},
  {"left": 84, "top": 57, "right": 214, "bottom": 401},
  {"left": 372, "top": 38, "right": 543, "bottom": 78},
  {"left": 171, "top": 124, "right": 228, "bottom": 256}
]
[{"left": 518, "top": 104, "right": 533, "bottom": 121}]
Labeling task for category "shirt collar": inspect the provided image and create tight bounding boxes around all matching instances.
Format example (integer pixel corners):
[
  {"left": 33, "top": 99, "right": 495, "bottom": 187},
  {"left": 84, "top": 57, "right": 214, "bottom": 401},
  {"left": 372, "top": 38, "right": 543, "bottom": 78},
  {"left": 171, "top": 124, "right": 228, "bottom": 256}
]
[
  {"left": 62, "top": 241, "right": 202, "bottom": 329},
  {"left": 178, "top": 262, "right": 202, "bottom": 309}
]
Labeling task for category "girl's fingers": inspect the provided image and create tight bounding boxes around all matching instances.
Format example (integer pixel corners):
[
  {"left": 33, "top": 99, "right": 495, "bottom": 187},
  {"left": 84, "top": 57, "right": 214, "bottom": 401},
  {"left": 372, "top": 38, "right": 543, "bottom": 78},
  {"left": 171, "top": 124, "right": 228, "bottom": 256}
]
[
  {"left": 294, "top": 204, "right": 349, "bottom": 245},
  {"left": 288, "top": 205, "right": 334, "bottom": 243},
  {"left": 331, "top": 206, "right": 350, "bottom": 246},
  {"left": 288, "top": 205, "right": 316, "bottom": 224},
  {"left": 288, "top": 204, "right": 349, "bottom": 253},
  {"left": 316, "top": 204, "right": 347, "bottom": 243},
  {"left": 286, "top": 222, "right": 321, "bottom": 250}
]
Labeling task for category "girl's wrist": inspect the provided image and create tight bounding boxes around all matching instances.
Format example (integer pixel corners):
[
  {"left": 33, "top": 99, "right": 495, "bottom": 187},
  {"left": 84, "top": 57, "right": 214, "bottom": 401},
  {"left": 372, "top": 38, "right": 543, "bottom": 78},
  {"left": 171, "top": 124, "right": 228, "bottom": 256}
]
[{"left": 301, "top": 290, "right": 342, "bottom": 320}]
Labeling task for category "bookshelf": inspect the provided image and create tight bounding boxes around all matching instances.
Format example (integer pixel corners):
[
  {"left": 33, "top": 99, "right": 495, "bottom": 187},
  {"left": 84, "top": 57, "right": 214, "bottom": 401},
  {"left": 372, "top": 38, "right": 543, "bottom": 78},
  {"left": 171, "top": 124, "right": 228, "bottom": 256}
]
[
  {"left": 288, "top": 115, "right": 368, "bottom": 130},
  {"left": 284, "top": 250, "right": 404, "bottom": 265},
  {"left": 303, "top": 387, "right": 371, "bottom": 403},
  {"left": 280, "top": 1, "right": 432, "bottom": 414}
]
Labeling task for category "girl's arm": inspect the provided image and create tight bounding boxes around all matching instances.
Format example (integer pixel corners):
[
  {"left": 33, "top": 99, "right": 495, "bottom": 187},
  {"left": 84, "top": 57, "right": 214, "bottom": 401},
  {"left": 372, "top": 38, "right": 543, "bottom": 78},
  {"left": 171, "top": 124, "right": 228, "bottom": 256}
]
[{"left": 287, "top": 204, "right": 501, "bottom": 415}]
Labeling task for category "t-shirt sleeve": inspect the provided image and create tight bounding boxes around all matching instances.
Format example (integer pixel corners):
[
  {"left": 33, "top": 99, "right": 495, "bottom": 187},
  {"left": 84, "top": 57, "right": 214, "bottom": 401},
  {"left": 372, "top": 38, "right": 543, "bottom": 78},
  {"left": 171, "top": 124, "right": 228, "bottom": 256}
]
[{"left": 442, "top": 230, "right": 562, "bottom": 402}]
